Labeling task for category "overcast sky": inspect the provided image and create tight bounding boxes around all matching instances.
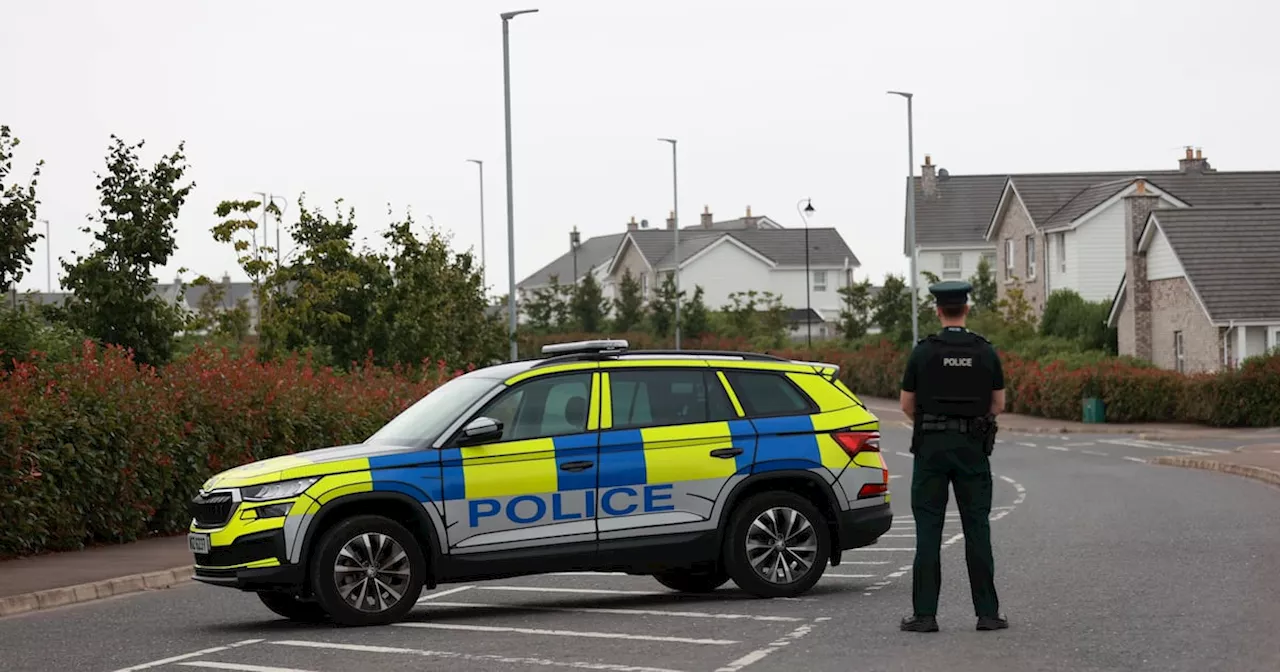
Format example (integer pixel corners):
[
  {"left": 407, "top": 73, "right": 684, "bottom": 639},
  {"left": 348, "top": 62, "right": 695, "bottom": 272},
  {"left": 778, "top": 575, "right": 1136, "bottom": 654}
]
[{"left": 4, "top": 0, "right": 1277, "bottom": 298}]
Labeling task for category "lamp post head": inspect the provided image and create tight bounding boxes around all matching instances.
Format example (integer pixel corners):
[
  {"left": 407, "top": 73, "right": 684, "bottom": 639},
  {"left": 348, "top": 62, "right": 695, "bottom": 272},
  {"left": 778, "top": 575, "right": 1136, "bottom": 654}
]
[
  {"left": 658, "top": 138, "right": 676, "bottom": 145},
  {"left": 887, "top": 90, "right": 913, "bottom": 99},
  {"left": 467, "top": 159, "right": 482, "bottom": 165},
  {"left": 803, "top": 201, "right": 815, "bottom": 215},
  {"left": 500, "top": 8, "right": 539, "bottom": 20},
  {"left": 569, "top": 227, "right": 580, "bottom": 247}
]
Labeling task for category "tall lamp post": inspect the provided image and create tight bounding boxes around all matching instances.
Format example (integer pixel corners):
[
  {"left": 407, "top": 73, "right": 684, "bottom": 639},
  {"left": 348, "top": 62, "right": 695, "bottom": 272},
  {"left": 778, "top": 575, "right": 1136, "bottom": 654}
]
[
  {"left": 658, "top": 137, "right": 680, "bottom": 349},
  {"left": 466, "top": 159, "right": 487, "bottom": 289},
  {"left": 796, "top": 199, "right": 814, "bottom": 347},
  {"left": 502, "top": 8, "right": 538, "bottom": 361},
  {"left": 888, "top": 90, "right": 919, "bottom": 345},
  {"left": 569, "top": 226, "right": 580, "bottom": 281},
  {"left": 38, "top": 218, "right": 50, "bottom": 293}
]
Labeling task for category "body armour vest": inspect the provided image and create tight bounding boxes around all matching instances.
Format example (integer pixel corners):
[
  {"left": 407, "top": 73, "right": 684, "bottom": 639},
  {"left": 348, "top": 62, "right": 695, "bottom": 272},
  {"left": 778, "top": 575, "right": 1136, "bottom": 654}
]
[{"left": 917, "top": 331, "right": 993, "bottom": 418}]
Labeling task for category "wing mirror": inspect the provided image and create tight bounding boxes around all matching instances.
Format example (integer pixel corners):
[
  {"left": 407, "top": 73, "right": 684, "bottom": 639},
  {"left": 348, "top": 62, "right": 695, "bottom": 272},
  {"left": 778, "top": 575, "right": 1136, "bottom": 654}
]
[{"left": 458, "top": 417, "right": 503, "bottom": 445}]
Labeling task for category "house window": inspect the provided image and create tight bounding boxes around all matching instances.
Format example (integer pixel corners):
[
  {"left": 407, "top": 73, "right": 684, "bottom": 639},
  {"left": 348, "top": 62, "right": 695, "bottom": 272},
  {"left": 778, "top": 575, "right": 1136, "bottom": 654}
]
[
  {"left": 981, "top": 251, "right": 996, "bottom": 271},
  {"left": 812, "top": 270, "right": 827, "bottom": 292},
  {"left": 641, "top": 273, "right": 649, "bottom": 296},
  {"left": 1025, "top": 235, "right": 1036, "bottom": 278},
  {"left": 1174, "top": 331, "right": 1185, "bottom": 372},
  {"left": 942, "top": 253, "right": 962, "bottom": 279},
  {"left": 1056, "top": 232, "right": 1066, "bottom": 273},
  {"left": 1004, "top": 239, "right": 1014, "bottom": 280}
]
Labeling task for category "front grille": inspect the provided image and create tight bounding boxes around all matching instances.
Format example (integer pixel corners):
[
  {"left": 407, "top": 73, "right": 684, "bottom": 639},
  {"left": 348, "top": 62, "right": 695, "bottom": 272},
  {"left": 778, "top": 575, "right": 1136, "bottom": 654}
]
[{"left": 190, "top": 490, "right": 238, "bottom": 527}]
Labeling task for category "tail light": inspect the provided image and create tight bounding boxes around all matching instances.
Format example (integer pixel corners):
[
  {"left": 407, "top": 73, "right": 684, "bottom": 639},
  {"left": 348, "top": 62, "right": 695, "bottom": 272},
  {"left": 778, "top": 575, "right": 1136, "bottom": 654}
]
[
  {"left": 833, "top": 430, "right": 880, "bottom": 457},
  {"left": 858, "top": 482, "right": 889, "bottom": 498}
]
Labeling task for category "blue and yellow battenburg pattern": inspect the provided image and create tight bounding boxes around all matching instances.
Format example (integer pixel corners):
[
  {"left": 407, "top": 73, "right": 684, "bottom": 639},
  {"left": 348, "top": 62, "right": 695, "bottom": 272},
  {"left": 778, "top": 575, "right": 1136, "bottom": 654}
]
[{"left": 194, "top": 358, "right": 884, "bottom": 551}]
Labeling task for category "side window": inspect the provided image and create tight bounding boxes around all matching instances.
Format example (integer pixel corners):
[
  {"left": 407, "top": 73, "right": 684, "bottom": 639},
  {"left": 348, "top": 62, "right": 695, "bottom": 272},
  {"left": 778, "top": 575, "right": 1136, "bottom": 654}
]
[
  {"left": 609, "top": 369, "right": 736, "bottom": 429},
  {"left": 722, "top": 371, "right": 813, "bottom": 417},
  {"left": 473, "top": 372, "right": 593, "bottom": 442}
]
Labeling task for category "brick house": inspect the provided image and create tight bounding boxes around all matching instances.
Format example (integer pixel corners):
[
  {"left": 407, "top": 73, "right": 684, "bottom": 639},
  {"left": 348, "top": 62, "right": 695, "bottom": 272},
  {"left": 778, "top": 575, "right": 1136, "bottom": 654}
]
[{"left": 1106, "top": 196, "right": 1280, "bottom": 372}]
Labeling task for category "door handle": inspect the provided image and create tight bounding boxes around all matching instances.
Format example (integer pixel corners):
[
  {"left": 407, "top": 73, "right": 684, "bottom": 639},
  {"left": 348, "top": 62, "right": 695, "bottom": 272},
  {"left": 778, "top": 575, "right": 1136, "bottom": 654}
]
[
  {"left": 560, "top": 460, "right": 594, "bottom": 472},
  {"left": 709, "top": 447, "right": 743, "bottom": 459}
]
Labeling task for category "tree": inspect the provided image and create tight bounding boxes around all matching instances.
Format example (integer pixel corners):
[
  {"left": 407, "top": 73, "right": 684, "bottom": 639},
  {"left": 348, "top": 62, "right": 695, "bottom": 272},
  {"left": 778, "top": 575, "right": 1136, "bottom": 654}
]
[
  {"left": 872, "top": 274, "right": 914, "bottom": 345},
  {"left": 648, "top": 272, "right": 684, "bottom": 338},
  {"left": 753, "top": 291, "right": 790, "bottom": 349},
  {"left": 569, "top": 273, "right": 610, "bottom": 333},
  {"left": 0, "top": 125, "right": 43, "bottom": 293},
  {"left": 611, "top": 268, "right": 646, "bottom": 332},
  {"left": 185, "top": 275, "right": 251, "bottom": 342},
  {"left": 996, "top": 282, "right": 1038, "bottom": 342},
  {"left": 520, "top": 275, "right": 571, "bottom": 333},
  {"left": 210, "top": 197, "right": 282, "bottom": 333},
  {"left": 61, "top": 136, "right": 194, "bottom": 366},
  {"left": 970, "top": 256, "right": 998, "bottom": 314},
  {"left": 680, "top": 285, "right": 711, "bottom": 339},
  {"left": 836, "top": 278, "right": 874, "bottom": 341},
  {"left": 375, "top": 212, "right": 505, "bottom": 367}
]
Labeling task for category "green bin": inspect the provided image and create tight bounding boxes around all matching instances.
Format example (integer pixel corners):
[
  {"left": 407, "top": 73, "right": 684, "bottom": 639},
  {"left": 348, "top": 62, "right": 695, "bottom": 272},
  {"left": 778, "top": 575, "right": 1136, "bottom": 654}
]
[{"left": 1082, "top": 397, "right": 1106, "bottom": 424}]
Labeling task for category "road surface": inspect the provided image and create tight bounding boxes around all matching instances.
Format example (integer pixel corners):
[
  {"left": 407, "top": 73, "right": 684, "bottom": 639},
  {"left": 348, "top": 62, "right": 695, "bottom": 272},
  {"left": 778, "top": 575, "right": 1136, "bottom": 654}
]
[{"left": 2, "top": 424, "right": 1278, "bottom": 672}]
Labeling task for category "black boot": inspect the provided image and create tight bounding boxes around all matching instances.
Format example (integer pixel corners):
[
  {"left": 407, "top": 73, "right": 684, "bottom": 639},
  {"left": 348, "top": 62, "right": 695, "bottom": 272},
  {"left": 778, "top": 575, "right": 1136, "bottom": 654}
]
[
  {"left": 900, "top": 614, "right": 939, "bottom": 632},
  {"left": 976, "top": 614, "right": 1008, "bottom": 631}
]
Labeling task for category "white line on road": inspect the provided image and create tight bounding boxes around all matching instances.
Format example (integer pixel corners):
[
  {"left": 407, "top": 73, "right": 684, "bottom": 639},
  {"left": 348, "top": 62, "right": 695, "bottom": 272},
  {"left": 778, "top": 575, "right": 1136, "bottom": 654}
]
[
  {"left": 1123, "top": 456, "right": 1148, "bottom": 463},
  {"left": 999, "top": 475, "right": 1016, "bottom": 484},
  {"left": 418, "top": 585, "right": 474, "bottom": 602},
  {"left": 850, "top": 547, "right": 916, "bottom": 552},
  {"left": 889, "top": 474, "right": 904, "bottom": 479},
  {"left": 840, "top": 560, "right": 892, "bottom": 565},
  {"left": 882, "top": 534, "right": 915, "bottom": 537},
  {"left": 1098, "top": 439, "right": 1214, "bottom": 456},
  {"left": 1063, "top": 442, "right": 1096, "bottom": 447},
  {"left": 547, "top": 572, "right": 628, "bottom": 576},
  {"left": 395, "top": 621, "right": 738, "bottom": 645},
  {"left": 271, "top": 640, "right": 689, "bottom": 672},
  {"left": 478, "top": 586, "right": 663, "bottom": 596},
  {"left": 715, "top": 623, "right": 815, "bottom": 672},
  {"left": 111, "top": 640, "right": 263, "bottom": 672},
  {"left": 1015, "top": 441, "right": 1038, "bottom": 447},
  {"left": 178, "top": 664, "right": 314, "bottom": 672},
  {"left": 944, "top": 533, "right": 965, "bottom": 545},
  {"left": 894, "top": 451, "right": 914, "bottom": 458},
  {"left": 1081, "top": 450, "right": 1110, "bottom": 457},
  {"left": 824, "top": 573, "right": 877, "bottom": 578},
  {"left": 419, "top": 601, "right": 805, "bottom": 622},
  {"left": 1045, "top": 445, "right": 1070, "bottom": 451}
]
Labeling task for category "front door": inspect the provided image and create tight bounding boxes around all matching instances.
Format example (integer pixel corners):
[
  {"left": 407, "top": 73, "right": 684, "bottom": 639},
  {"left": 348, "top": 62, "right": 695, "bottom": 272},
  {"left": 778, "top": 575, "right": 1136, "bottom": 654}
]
[
  {"left": 442, "top": 370, "right": 600, "bottom": 554},
  {"left": 595, "top": 367, "right": 752, "bottom": 542}
]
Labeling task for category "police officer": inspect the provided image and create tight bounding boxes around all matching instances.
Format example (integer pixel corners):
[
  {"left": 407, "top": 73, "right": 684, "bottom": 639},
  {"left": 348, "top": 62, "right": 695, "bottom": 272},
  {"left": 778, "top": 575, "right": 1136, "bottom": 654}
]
[{"left": 898, "top": 280, "right": 1008, "bottom": 633}]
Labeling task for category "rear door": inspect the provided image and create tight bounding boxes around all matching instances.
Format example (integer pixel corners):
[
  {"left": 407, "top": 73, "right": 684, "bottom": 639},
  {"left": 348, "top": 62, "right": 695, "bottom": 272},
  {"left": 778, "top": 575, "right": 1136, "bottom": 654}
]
[{"left": 595, "top": 366, "right": 754, "bottom": 540}]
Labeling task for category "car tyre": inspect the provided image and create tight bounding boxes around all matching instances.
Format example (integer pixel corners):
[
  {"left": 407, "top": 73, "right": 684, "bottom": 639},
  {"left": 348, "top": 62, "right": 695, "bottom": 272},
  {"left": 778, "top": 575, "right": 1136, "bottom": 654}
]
[
  {"left": 256, "top": 591, "right": 330, "bottom": 623},
  {"left": 723, "top": 491, "right": 830, "bottom": 598},
  {"left": 653, "top": 566, "right": 730, "bottom": 593},
  {"left": 309, "top": 515, "right": 427, "bottom": 626}
]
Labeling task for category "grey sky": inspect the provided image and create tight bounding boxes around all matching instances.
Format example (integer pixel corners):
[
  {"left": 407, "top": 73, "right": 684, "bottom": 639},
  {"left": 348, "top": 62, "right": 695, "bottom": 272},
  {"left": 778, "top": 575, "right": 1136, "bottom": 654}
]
[{"left": 4, "top": 0, "right": 1276, "bottom": 299}]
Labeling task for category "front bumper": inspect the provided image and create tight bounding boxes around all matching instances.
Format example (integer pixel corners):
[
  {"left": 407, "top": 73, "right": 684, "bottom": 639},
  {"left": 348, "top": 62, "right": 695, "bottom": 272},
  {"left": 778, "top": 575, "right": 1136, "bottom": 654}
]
[
  {"left": 836, "top": 502, "right": 894, "bottom": 551},
  {"left": 191, "top": 528, "right": 304, "bottom": 591}
]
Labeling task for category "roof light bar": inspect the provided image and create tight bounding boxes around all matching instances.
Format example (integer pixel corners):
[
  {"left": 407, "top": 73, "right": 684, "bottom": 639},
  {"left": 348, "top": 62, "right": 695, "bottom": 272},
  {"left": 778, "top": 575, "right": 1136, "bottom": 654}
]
[{"left": 540, "top": 339, "right": 630, "bottom": 356}]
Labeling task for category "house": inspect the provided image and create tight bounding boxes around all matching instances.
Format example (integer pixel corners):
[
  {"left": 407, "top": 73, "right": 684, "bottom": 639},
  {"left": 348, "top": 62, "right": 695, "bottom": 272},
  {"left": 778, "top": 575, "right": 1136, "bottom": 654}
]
[
  {"left": 516, "top": 206, "right": 861, "bottom": 334},
  {"left": 1106, "top": 198, "right": 1280, "bottom": 372},
  {"left": 908, "top": 149, "right": 1280, "bottom": 317}
]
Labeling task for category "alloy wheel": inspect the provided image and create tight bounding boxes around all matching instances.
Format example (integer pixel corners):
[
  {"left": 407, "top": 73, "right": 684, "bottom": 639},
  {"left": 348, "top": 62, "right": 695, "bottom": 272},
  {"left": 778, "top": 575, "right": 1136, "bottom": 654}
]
[
  {"left": 332, "top": 532, "right": 413, "bottom": 613},
  {"left": 744, "top": 506, "right": 819, "bottom": 584}
]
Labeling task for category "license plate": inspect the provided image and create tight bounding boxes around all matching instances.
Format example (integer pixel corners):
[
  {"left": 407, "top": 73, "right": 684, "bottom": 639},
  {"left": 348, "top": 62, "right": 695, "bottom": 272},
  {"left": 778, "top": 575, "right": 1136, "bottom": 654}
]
[{"left": 188, "top": 533, "right": 210, "bottom": 554}]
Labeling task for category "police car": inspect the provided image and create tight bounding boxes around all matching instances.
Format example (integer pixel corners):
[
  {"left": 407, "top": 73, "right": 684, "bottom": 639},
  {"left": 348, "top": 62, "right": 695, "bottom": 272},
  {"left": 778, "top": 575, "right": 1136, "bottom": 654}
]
[{"left": 187, "top": 340, "right": 893, "bottom": 626}]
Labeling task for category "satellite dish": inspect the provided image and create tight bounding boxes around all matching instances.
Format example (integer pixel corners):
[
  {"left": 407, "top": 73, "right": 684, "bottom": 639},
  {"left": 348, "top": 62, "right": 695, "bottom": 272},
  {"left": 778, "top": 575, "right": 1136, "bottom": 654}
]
[
  {"left": 938, "top": 168, "right": 950, "bottom": 180},
  {"left": 640, "top": 219, "right": 649, "bottom": 228}
]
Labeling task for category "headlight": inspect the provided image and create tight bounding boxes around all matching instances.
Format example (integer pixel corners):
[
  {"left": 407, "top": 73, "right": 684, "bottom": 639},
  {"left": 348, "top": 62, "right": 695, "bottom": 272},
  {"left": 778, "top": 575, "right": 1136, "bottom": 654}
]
[{"left": 241, "top": 477, "right": 319, "bottom": 502}]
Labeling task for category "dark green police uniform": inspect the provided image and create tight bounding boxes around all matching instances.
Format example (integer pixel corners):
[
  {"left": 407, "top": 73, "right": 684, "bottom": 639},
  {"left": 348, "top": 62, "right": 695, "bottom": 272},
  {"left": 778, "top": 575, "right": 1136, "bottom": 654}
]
[{"left": 899, "top": 280, "right": 1008, "bottom": 633}]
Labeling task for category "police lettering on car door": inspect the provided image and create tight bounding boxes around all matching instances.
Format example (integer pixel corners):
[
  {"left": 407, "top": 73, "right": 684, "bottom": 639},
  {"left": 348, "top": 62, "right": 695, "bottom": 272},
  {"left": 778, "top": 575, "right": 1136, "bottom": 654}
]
[{"left": 468, "top": 484, "right": 676, "bottom": 527}]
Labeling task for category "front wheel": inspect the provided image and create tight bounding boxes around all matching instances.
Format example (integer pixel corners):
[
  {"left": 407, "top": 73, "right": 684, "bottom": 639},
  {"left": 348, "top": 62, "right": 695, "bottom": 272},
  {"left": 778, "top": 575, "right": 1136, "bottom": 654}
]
[
  {"left": 722, "top": 492, "right": 830, "bottom": 598},
  {"left": 256, "top": 591, "right": 330, "bottom": 623},
  {"left": 653, "top": 566, "right": 730, "bottom": 593},
  {"left": 309, "top": 515, "right": 428, "bottom": 626}
]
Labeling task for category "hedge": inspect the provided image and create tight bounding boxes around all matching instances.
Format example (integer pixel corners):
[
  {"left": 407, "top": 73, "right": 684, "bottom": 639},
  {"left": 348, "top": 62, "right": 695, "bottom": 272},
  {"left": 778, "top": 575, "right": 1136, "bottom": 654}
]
[{"left": 3, "top": 337, "right": 1278, "bottom": 558}]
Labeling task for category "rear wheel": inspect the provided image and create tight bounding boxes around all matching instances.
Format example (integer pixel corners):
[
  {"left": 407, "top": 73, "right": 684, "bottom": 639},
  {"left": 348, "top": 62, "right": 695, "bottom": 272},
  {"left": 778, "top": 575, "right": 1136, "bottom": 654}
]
[
  {"left": 653, "top": 566, "right": 730, "bottom": 593},
  {"left": 308, "top": 515, "right": 427, "bottom": 626},
  {"left": 722, "top": 491, "right": 830, "bottom": 598},
  {"left": 256, "top": 591, "right": 330, "bottom": 623}
]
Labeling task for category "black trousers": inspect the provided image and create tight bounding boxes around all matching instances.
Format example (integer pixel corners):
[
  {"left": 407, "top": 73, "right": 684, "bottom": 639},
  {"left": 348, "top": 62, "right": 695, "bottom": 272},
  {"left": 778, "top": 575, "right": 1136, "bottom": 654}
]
[{"left": 910, "top": 431, "right": 1000, "bottom": 617}]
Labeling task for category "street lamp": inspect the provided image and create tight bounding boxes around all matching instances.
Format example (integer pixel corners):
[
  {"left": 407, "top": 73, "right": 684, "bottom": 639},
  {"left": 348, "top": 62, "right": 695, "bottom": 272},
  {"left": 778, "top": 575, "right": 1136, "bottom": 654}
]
[
  {"left": 569, "top": 226, "right": 581, "bottom": 282},
  {"left": 796, "top": 199, "right": 815, "bottom": 347},
  {"left": 38, "top": 218, "right": 50, "bottom": 293},
  {"left": 502, "top": 8, "right": 539, "bottom": 361},
  {"left": 466, "top": 159, "right": 487, "bottom": 290},
  {"left": 888, "top": 90, "right": 919, "bottom": 345},
  {"left": 658, "top": 137, "right": 680, "bottom": 349}
]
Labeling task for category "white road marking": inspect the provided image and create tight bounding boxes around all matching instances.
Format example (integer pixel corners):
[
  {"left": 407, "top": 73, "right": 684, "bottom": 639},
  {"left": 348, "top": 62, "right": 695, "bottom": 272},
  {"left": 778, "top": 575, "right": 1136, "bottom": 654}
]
[
  {"left": 1124, "top": 456, "right": 1148, "bottom": 463},
  {"left": 395, "top": 621, "right": 738, "bottom": 645},
  {"left": 944, "top": 533, "right": 965, "bottom": 545},
  {"left": 1015, "top": 441, "right": 1037, "bottom": 448},
  {"left": 1098, "top": 439, "right": 1214, "bottom": 456},
  {"left": 824, "top": 573, "right": 877, "bottom": 578},
  {"left": 271, "top": 640, "right": 688, "bottom": 672},
  {"left": 882, "top": 534, "right": 914, "bottom": 537},
  {"left": 995, "top": 439, "right": 1006, "bottom": 444},
  {"left": 999, "top": 475, "right": 1016, "bottom": 484},
  {"left": 547, "top": 572, "right": 629, "bottom": 576},
  {"left": 1045, "top": 445, "right": 1070, "bottom": 452},
  {"left": 418, "top": 584, "right": 474, "bottom": 602},
  {"left": 1081, "top": 450, "right": 1110, "bottom": 457},
  {"left": 178, "top": 664, "right": 314, "bottom": 672},
  {"left": 1063, "top": 442, "right": 1096, "bottom": 447},
  {"left": 889, "top": 474, "right": 904, "bottom": 479},
  {"left": 478, "top": 586, "right": 663, "bottom": 596},
  {"left": 850, "top": 547, "right": 915, "bottom": 552},
  {"left": 1131, "top": 439, "right": 1230, "bottom": 454},
  {"left": 420, "top": 601, "right": 804, "bottom": 622},
  {"left": 111, "top": 641, "right": 263, "bottom": 672},
  {"left": 894, "top": 451, "right": 914, "bottom": 458},
  {"left": 716, "top": 622, "right": 814, "bottom": 665},
  {"left": 886, "top": 571, "right": 908, "bottom": 578},
  {"left": 841, "top": 560, "right": 892, "bottom": 565}
]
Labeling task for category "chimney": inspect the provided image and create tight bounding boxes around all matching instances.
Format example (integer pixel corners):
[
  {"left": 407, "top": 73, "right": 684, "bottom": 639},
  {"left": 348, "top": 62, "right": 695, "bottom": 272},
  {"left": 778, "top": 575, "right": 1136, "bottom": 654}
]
[
  {"left": 921, "top": 154, "right": 938, "bottom": 197},
  {"left": 627, "top": 216, "right": 639, "bottom": 232},
  {"left": 1178, "top": 146, "right": 1213, "bottom": 173},
  {"left": 1123, "top": 180, "right": 1160, "bottom": 362},
  {"left": 222, "top": 271, "right": 231, "bottom": 285},
  {"left": 701, "top": 205, "right": 713, "bottom": 228},
  {"left": 666, "top": 210, "right": 676, "bottom": 230}
]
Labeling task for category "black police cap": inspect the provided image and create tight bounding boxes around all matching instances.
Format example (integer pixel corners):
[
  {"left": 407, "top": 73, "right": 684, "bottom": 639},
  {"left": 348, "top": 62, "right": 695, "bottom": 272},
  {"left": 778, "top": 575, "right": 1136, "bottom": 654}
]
[{"left": 928, "top": 280, "right": 971, "bottom": 306}]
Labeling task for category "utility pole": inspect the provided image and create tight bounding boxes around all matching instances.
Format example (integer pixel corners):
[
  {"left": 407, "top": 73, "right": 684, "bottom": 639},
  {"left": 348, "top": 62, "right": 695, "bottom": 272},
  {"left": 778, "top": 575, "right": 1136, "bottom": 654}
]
[
  {"left": 658, "top": 138, "right": 680, "bottom": 349},
  {"left": 501, "top": 8, "right": 539, "bottom": 361},
  {"left": 888, "top": 90, "right": 919, "bottom": 344}
]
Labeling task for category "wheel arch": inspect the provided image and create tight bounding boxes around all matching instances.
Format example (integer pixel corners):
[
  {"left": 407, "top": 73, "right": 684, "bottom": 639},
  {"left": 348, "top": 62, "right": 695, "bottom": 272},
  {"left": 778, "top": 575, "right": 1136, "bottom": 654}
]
[
  {"left": 297, "top": 491, "right": 445, "bottom": 590},
  {"left": 714, "top": 470, "right": 845, "bottom": 563}
]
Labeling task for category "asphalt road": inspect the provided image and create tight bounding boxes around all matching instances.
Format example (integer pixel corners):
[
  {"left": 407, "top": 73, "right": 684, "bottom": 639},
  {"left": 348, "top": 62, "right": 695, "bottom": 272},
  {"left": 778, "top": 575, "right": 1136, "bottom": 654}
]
[{"left": 2, "top": 424, "right": 1278, "bottom": 672}]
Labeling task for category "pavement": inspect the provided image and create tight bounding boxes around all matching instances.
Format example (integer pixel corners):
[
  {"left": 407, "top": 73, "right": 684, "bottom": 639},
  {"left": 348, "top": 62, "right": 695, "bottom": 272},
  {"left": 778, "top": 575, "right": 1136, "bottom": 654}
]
[{"left": 2, "top": 417, "right": 1280, "bottom": 671}]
